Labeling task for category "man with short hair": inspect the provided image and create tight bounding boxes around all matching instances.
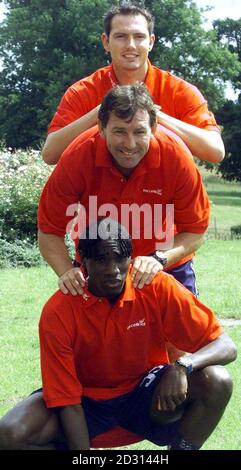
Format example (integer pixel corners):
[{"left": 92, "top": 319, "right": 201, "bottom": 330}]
[
  {"left": 38, "top": 83, "right": 209, "bottom": 296},
  {"left": 0, "top": 219, "right": 236, "bottom": 450},
  {"left": 42, "top": 2, "right": 224, "bottom": 165}
]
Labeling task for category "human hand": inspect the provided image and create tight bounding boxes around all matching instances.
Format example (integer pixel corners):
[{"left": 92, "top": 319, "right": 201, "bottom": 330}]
[
  {"left": 154, "top": 364, "right": 188, "bottom": 412},
  {"left": 154, "top": 105, "right": 167, "bottom": 125},
  {"left": 130, "top": 256, "right": 163, "bottom": 289},
  {"left": 58, "top": 268, "right": 86, "bottom": 296},
  {"left": 154, "top": 104, "right": 162, "bottom": 112}
]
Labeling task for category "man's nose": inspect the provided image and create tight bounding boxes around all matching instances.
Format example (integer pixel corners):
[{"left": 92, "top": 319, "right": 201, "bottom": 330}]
[
  {"left": 105, "top": 261, "right": 120, "bottom": 275},
  {"left": 124, "top": 133, "right": 136, "bottom": 149},
  {"left": 126, "top": 36, "right": 136, "bottom": 49}
]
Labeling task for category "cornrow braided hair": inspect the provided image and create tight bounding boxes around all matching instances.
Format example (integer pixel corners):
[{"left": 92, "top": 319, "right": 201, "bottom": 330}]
[{"left": 78, "top": 218, "right": 133, "bottom": 259}]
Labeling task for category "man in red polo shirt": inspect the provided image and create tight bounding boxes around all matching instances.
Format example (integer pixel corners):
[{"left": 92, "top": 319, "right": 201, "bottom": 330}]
[
  {"left": 0, "top": 219, "right": 236, "bottom": 450},
  {"left": 42, "top": 3, "right": 224, "bottom": 165},
  {"left": 38, "top": 83, "right": 209, "bottom": 296}
]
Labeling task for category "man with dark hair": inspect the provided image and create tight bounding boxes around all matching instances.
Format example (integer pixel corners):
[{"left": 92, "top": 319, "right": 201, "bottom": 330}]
[
  {"left": 42, "top": 1, "right": 224, "bottom": 165},
  {"left": 38, "top": 83, "right": 209, "bottom": 297},
  {"left": 103, "top": 3, "right": 155, "bottom": 37},
  {"left": 0, "top": 219, "right": 236, "bottom": 450},
  {"left": 98, "top": 80, "right": 157, "bottom": 128}
]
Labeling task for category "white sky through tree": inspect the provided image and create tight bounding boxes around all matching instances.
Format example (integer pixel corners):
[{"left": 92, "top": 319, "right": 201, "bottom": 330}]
[
  {"left": 195, "top": 0, "right": 240, "bottom": 28},
  {"left": 0, "top": 1, "right": 240, "bottom": 24}
]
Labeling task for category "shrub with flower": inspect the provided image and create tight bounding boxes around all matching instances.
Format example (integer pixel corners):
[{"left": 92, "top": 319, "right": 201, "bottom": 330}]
[{"left": 0, "top": 147, "right": 52, "bottom": 267}]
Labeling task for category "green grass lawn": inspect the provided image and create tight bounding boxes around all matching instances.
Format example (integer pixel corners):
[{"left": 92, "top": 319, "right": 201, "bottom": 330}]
[
  {"left": 0, "top": 266, "right": 56, "bottom": 414},
  {"left": 194, "top": 240, "right": 241, "bottom": 318},
  {"left": 199, "top": 167, "right": 241, "bottom": 233}
]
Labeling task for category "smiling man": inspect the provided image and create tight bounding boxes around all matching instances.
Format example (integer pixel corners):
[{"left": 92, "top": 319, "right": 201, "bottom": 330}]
[
  {"left": 42, "top": 2, "right": 224, "bottom": 165},
  {"left": 0, "top": 219, "right": 236, "bottom": 450},
  {"left": 97, "top": 85, "right": 155, "bottom": 177},
  {"left": 37, "top": 83, "right": 209, "bottom": 297}
]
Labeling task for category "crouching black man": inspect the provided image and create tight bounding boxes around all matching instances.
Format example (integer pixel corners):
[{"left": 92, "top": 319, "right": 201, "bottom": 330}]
[{"left": 0, "top": 219, "right": 236, "bottom": 450}]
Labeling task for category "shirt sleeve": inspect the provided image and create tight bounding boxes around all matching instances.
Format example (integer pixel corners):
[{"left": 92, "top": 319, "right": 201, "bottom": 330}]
[
  {"left": 48, "top": 75, "right": 101, "bottom": 133},
  {"left": 39, "top": 299, "right": 83, "bottom": 408},
  {"left": 172, "top": 142, "right": 210, "bottom": 233},
  {"left": 175, "top": 82, "right": 220, "bottom": 132},
  {"left": 37, "top": 146, "right": 86, "bottom": 236},
  {"left": 155, "top": 275, "right": 223, "bottom": 352},
  {"left": 48, "top": 86, "right": 88, "bottom": 133}
]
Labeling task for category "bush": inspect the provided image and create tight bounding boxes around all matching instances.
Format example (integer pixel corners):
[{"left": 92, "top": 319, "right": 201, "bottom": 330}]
[
  {"left": 0, "top": 237, "right": 43, "bottom": 268},
  {"left": 231, "top": 224, "right": 241, "bottom": 239},
  {"left": 0, "top": 148, "right": 52, "bottom": 243}
]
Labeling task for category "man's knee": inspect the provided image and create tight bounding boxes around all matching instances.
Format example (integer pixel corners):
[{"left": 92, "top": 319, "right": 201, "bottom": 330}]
[
  {"left": 0, "top": 419, "right": 29, "bottom": 450},
  {"left": 151, "top": 403, "right": 185, "bottom": 424},
  {"left": 192, "top": 365, "right": 233, "bottom": 408}
]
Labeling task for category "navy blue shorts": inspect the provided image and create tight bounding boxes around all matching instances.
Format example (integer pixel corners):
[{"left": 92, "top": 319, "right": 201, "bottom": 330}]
[
  {"left": 81, "top": 365, "right": 180, "bottom": 447},
  {"left": 166, "top": 259, "right": 198, "bottom": 296}
]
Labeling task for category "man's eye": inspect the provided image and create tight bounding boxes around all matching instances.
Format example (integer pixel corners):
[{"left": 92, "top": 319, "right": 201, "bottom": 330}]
[{"left": 117, "top": 255, "right": 129, "bottom": 262}]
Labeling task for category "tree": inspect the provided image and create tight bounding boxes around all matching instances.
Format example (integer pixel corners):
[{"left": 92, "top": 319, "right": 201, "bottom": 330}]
[
  {"left": 0, "top": 0, "right": 240, "bottom": 149},
  {"left": 214, "top": 18, "right": 241, "bottom": 181},
  {"left": 214, "top": 18, "right": 241, "bottom": 90},
  {"left": 148, "top": 0, "right": 240, "bottom": 110},
  {"left": 216, "top": 100, "right": 241, "bottom": 182},
  {"left": 0, "top": 0, "right": 111, "bottom": 148}
]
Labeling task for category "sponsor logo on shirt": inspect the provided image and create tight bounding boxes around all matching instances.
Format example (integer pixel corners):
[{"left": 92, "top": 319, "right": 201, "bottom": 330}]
[
  {"left": 142, "top": 188, "right": 163, "bottom": 196},
  {"left": 127, "top": 318, "right": 146, "bottom": 330}
]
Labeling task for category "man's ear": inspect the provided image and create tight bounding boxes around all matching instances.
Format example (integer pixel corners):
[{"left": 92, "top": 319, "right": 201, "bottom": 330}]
[
  {"left": 149, "top": 34, "right": 155, "bottom": 52},
  {"left": 98, "top": 119, "right": 106, "bottom": 138},
  {"left": 101, "top": 33, "right": 110, "bottom": 52},
  {"left": 151, "top": 121, "right": 157, "bottom": 136}
]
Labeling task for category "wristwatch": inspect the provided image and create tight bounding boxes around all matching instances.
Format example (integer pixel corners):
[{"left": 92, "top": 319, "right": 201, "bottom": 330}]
[
  {"left": 150, "top": 250, "right": 167, "bottom": 268},
  {"left": 175, "top": 357, "right": 193, "bottom": 375}
]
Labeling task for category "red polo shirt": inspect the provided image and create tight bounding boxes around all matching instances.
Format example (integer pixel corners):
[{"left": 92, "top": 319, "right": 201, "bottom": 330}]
[
  {"left": 39, "top": 271, "right": 222, "bottom": 445},
  {"left": 38, "top": 127, "right": 210, "bottom": 269},
  {"left": 48, "top": 61, "right": 220, "bottom": 134}
]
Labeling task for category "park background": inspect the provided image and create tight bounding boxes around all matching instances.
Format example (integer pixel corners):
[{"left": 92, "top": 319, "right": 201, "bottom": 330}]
[{"left": 0, "top": 0, "right": 241, "bottom": 450}]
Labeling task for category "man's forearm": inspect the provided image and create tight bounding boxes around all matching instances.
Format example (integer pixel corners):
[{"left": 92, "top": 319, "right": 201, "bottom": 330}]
[
  {"left": 42, "top": 106, "right": 100, "bottom": 165},
  {"left": 59, "top": 404, "right": 90, "bottom": 450},
  {"left": 187, "top": 333, "right": 237, "bottom": 371},
  {"left": 157, "top": 111, "right": 225, "bottom": 163},
  {"left": 165, "top": 232, "right": 204, "bottom": 268},
  {"left": 38, "top": 230, "right": 73, "bottom": 276}
]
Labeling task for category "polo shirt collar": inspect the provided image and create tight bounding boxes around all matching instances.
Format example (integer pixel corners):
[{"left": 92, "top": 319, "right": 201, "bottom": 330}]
[
  {"left": 109, "top": 64, "right": 119, "bottom": 86},
  {"left": 118, "top": 272, "right": 136, "bottom": 305},
  {"left": 144, "top": 60, "right": 155, "bottom": 96},
  {"left": 95, "top": 134, "right": 161, "bottom": 171},
  {"left": 109, "top": 60, "right": 154, "bottom": 91}
]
